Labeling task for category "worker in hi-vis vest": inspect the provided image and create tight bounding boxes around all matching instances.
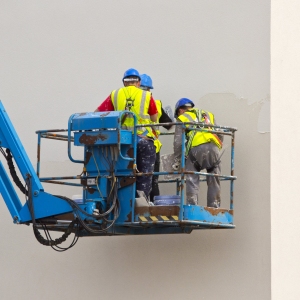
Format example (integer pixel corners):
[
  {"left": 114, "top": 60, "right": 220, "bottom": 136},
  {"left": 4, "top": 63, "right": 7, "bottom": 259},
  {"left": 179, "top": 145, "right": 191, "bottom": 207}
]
[
  {"left": 139, "top": 74, "right": 173, "bottom": 203},
  {"left": 172, "top": 98, "right": 223, "bottom": 208},
  {"left": 95, "top": 68, "right": 158, "bottom": 198}
]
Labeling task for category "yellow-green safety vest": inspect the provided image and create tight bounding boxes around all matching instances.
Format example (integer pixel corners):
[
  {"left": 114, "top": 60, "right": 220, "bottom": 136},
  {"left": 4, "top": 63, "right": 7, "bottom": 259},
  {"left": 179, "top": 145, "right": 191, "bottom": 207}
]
[
  {"left": 153, "top": 99, "right": 163, "bottom": 153},
  {"left": 111, "top": 86, "right": 159, "bottom": 149},
  {"left": 178, "top": 108, "right": 222, "bottom": 153}
]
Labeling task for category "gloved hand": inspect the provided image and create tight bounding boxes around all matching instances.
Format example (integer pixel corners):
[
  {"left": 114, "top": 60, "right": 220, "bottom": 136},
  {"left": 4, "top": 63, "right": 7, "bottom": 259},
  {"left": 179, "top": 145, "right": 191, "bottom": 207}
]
[{"left": 172, "top": 159, "right": 180, "bottom": 171}]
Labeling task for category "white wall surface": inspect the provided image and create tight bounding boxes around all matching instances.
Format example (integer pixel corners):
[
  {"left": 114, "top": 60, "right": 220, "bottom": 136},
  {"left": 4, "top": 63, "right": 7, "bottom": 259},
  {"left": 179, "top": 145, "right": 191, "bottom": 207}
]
[
  {"left": 0, "top": 1, "right": 270, "bottom": 299},
  {"left": 271, "top": 1, "right": 300, "bottom": 300}
]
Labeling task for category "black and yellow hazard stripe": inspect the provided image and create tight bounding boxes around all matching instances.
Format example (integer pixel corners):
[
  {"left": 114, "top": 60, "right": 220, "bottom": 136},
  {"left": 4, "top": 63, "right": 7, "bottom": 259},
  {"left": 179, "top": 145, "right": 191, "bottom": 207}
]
[{"left": 138, "top": 215, "right": 179, "bottom": 222}]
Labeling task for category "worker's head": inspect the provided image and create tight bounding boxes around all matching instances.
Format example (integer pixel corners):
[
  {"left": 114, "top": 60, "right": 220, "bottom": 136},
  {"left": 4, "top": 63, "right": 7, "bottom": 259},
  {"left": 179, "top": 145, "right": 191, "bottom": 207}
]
[
  {"left": 174, "top": 98, "right": 195, "bottom": 118},
  {"left": 140, "top": 74, "right": 153, "bottom": 91},
  {"left": 123, "top": 68, "right": 141, "bottom": 87}
]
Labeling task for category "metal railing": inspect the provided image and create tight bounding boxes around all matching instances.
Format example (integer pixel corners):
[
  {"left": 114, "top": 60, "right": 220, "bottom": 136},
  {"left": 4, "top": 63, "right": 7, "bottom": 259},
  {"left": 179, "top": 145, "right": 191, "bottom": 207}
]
[{"left": 35, "top": 115, "right": 237, "bottom": 222}]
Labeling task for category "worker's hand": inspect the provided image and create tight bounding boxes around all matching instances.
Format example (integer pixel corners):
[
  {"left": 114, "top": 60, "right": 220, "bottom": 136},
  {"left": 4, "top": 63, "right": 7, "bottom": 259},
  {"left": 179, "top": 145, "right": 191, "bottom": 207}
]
[{"left": 172, "top": 159, "right": 180, "bottom": 171}]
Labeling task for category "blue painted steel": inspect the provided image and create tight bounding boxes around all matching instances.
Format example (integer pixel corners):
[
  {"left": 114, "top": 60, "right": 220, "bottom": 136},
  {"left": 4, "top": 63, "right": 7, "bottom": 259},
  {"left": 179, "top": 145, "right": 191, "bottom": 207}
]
[
  {"left": 36, "top": 132, "right": 41, "bottom": 177},
  {"left": 44, "top": 111, "right": 236, "bottom": 232},
  {"left": 0, "top": 99, "right": 237, "bottom": 239},
  {"left": 68, "top": 114, "right": 84, "bottom": 164},
  {"left": 71, "top": 111, "right": 122, "bottom": 131},
  {"left": 183, "top": 205, "right": 233, "bottom": 224},
  {"left": 0, "top": 101, "right": 43, "bottom": 193},
  {"left": 179, "top": 122, "right": 186, "bottom": 221},
  {"left": 68, "top": 110, "right": 137, "bottom": 225},
  {"left": 74, "top": 130, "right": 132, "bottom": 146},
  {"left": 35, "top": 129, "right": 71, "bottom": 177},
  {"left": 18, "top": 192, "right": 73, "bottom": 222},
  {"left": 0, "top": 161, "right": 22, "bottom": 222},
  {"left": 0, "top": 101, "right": 73, "bottom": 222},
  {"left": 230, "top": 131, "right": 235, "bottom": 210}
]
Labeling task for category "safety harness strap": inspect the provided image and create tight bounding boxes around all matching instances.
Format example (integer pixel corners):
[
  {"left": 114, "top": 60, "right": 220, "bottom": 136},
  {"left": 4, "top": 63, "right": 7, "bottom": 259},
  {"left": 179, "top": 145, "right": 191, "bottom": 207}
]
[{"left": 184, "top": 109, "right": 201, "bottom": 157}]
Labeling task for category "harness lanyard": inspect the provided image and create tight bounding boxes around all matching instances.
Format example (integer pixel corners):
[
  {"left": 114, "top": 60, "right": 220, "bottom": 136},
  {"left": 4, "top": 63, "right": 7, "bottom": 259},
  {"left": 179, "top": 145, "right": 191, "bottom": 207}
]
[
  {"left": 122, "top": 88, "right": 153, "bottom": 138},
  {"left": 121, "top": 87, "right": 139, "bottom": 125},
  {"left": 123, "top": 87, "right": 138, "bottom": 110},
  {"left": 184, "top": 109, "right": 201, "bottom": 158}
]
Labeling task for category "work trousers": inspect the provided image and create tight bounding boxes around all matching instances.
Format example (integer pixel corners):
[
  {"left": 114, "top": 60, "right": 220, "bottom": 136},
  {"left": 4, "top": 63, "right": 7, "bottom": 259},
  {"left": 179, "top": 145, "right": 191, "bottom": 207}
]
[
  {"left": 136, "top": 138, "right": 156, "bottom": 198},
  {"left": 186, "top": 143, "right": 221, "bottom": 208},
  {"left": 150, "top": 151, "right": 160, "bottom": 202}
]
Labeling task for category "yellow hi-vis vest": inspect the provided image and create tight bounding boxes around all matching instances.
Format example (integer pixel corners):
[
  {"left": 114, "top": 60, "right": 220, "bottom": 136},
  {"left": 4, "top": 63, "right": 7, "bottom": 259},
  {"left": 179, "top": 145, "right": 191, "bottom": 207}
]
[
  {"left": 111, "top": 86, "right": 158, "bottom": 146},
  {"left": 178, "top": 108, "right": 223, "bottom": 152},
  {"left": 153, "top": 99, "right": 163, "bottom": 153}
]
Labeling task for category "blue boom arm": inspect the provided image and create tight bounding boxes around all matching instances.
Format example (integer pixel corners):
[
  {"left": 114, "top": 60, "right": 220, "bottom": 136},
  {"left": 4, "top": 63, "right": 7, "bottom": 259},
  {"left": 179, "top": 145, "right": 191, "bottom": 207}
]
[{"left": 0, "top": 101, "right": 72, "bottom": 223}]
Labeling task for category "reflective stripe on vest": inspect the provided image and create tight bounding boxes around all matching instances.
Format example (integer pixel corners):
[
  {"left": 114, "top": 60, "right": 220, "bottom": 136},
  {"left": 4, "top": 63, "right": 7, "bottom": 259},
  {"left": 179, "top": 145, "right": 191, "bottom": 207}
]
[
  {"left": 111, "top": 86, "right": 156, "bottom": 141},
  {"left": 153, "top": 100, "right": 163, "bottom": 153},
  {"left": 179, "top": 109, "right": 222, "bottom": 153},
  {"left": 153, "top": 99, "right": 162, "bottom": 133}
]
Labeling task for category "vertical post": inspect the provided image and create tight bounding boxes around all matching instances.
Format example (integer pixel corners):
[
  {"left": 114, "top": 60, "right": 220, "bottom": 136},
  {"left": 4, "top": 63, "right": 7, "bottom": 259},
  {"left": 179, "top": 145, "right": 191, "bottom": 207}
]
[
  {"left": 67, "top": 114, "right": 84, "bottom": 164},
  {"left": 179, "top": 123, "right": 186, "bottom": 221},
  {"left": 230, "top": 131, "right": 235, "bottom": 210},
  {"left": 130, "top": 113, "right": 137, "bottom": 223},
  {"left": 36, "top": 132, "right": 41, "bottom": 177}
]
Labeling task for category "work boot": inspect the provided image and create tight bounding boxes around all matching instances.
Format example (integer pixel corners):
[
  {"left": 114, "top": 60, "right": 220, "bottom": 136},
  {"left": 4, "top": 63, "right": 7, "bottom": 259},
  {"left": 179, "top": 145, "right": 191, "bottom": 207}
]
[{"left": 207, "top": 199, "right": 220, "bottom": 208}]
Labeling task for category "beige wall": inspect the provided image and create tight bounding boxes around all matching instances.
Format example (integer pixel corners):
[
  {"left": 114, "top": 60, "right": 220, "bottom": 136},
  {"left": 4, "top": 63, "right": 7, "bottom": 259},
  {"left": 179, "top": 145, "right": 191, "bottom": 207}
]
[
  {"left": 0, "top": 1, "right": 270, "bottom": 299},
  {"left": 271, "top": 1, "right": 300, "bottom": 300}
]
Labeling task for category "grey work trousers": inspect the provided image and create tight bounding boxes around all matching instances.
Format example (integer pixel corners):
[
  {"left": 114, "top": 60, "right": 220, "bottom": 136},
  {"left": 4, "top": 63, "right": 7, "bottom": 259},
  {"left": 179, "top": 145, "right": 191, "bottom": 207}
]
[{"left": 186, "top": 143, "right": 221, "bottom": 208}]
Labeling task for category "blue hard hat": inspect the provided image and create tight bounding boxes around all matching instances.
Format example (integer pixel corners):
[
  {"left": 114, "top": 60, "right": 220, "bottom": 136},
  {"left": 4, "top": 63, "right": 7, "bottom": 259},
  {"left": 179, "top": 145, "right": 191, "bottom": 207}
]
[
  {"left": 140, "top": 74, "right": 154, "bottom": 89},
  {"left": 123, "top": 68, "right": 140, "bottom": 81},
  {"left": 174, "top": 98, "right": 195, "bottom": 117}
]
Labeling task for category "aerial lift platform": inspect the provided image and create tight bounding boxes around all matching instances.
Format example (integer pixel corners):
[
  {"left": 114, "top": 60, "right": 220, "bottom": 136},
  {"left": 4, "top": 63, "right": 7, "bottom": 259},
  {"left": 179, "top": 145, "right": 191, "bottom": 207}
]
[{"left": 0, "top": 100, "right": 237, "bottom": 250}]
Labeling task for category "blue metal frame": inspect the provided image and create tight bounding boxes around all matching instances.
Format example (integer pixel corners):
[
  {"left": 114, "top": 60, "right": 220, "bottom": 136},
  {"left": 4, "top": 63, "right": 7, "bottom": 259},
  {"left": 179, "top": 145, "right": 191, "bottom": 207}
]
[
  {"left": 0, "top": 101, "right": 73, "bottom": 223},
  {"left": 0, "top": 100, "right": 237, "bottom": 237}
]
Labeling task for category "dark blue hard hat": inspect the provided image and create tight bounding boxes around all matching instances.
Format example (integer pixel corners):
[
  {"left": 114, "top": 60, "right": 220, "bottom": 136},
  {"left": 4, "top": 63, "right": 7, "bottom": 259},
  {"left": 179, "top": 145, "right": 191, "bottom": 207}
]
[
  {"left": 123, "top": 68, "right": 141, "bottom": 81},
  {"left": 174, "top": 98, "right": 195, "bottom": 118},
  {"left": 140, "top": 74, "right": 154, "bottom": 89}
]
